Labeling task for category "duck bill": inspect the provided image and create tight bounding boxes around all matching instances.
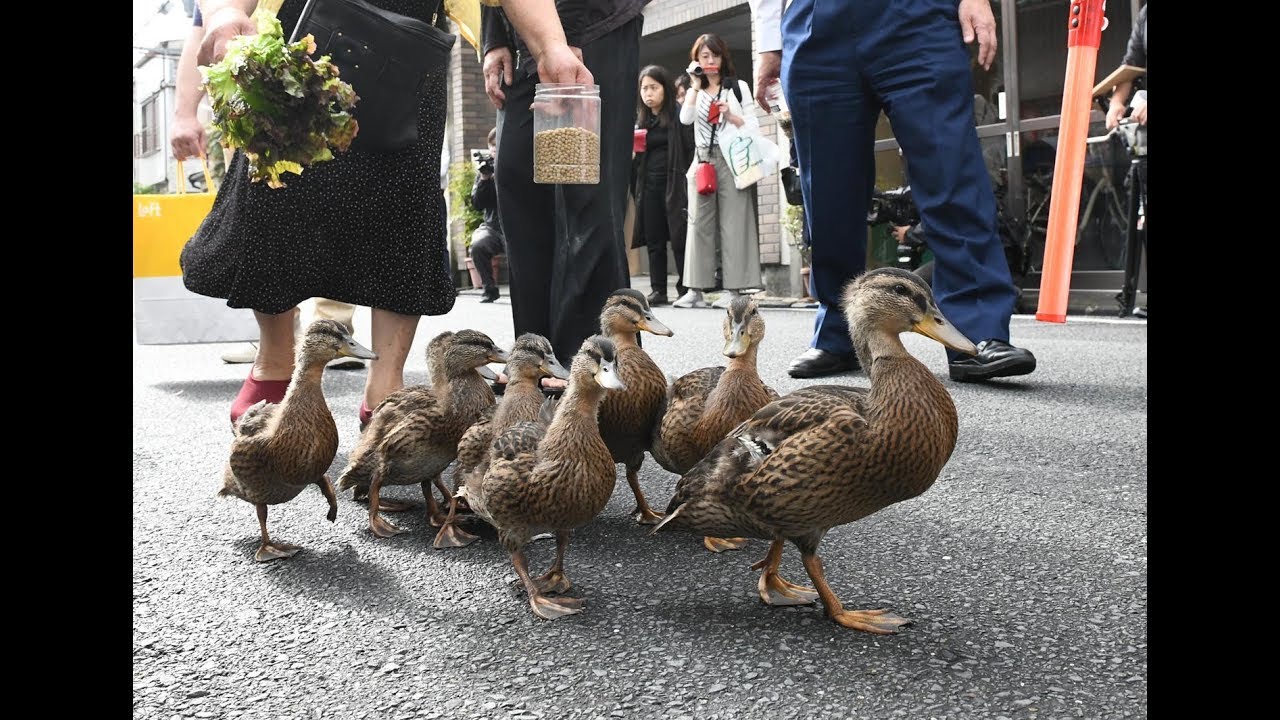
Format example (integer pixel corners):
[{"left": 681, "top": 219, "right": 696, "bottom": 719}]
[
  {"left": 476, "top": 365, "right": 499, "bottom": 381},
  {"left": 341, "top": 336, "right": 378, "bottom": 360},
  {"left": 544, "top": 356, "right": 571, "bottom": 380},
  {"left": 596, "top": 361, "right": 627, "bottom": 391},
  {"left": 723, "top": 325, "right": 751, "bottom": 358},
  {"left": 488, "top": 348, "right": 511, "bottom": 364},
  {"left": 914, "top": 313, "right": 978, "bottom": 355},
  {"left": 639, "top": 316, "right": 674, "bottom": 337}
]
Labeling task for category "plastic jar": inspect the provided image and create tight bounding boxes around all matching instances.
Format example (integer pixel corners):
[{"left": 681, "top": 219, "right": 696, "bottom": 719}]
[{"left": 532, "top": 83, "right": 601, "bottom": 184}]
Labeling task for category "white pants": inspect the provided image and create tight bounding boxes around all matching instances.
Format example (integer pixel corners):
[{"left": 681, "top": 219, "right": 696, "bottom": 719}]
[{"left": 684, "top": 145, "right": 761, "bottom": 291}]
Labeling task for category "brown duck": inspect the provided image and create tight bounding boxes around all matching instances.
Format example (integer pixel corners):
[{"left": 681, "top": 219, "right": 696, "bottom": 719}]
[
  {"left": 219, "top": 319, "right": 377, "bottom": 562},
  {"left": 336, "top": 330, "right": 508, "bottom": 538},
  {"left": 459, "top": 336, "right": 626, "bottom": 620},
  {"left": 346, "top": 330, "right": 460, "bottom": 509},
  {"left": 435, "top": 333, "right": 569, "bottom": 549},
  {"left": 654, "top": 268, "right": 977, "bottom": 633},
  {"left": 595, "top": 288, "right": 674, "bottom": 524},
  {"left": 650, "top": 295, "right": 780, "bottom": 552}
]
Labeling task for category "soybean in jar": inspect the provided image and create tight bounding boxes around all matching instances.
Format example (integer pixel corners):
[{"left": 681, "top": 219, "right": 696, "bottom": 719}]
[{"left": 532, "top": 83, "right": 601, "bottom": 184}]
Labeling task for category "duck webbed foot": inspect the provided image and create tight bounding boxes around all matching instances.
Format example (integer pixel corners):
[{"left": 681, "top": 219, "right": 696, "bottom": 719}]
[
  {"left": 800, "top": 549, "right": 912, "bottom": 634},
  {"left": 627, "top": 470, "right": 664, "bottom": 525},
  {"left": 318, "top": 475, "right": 338, "bottom": 522},
  {"left": 534, "top": 570, "right": 572, "bottom": 595},
  {"left": 831, "top": 608, "right": 912, "bottom": 634},
  {"left": 252, "top": 504, "right": 302, "bottom": 561},
  {"left": 751, "top": 539, "right": 817, "bottom": 605},
  {"left": 704, "top": 536, "right": 749, "bottom": 552},
  {"left": 530, "top": 594, "right": 585, "bottom": 620},
  {"left": 433, "top": 497, "right": 479, "bottom": 549}
]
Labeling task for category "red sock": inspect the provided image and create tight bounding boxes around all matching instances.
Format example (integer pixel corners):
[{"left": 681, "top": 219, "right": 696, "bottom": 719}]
[{"left": 230, "top": 371, "right": 291, "bottom": 426}]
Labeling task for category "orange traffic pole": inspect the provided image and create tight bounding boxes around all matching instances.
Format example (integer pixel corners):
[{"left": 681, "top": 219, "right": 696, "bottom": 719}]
[{"left": 1036, "top": 0, "right": 1108, "bottom": 323}]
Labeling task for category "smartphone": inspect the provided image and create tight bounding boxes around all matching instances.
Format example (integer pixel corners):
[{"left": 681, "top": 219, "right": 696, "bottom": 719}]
[{"left": 707, "top": 101, "right": 721, "bottom": 125}]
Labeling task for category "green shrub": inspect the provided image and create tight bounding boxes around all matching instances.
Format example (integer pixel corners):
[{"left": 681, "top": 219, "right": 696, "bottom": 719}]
[{"left": 447, "top": 161, "right": 484, "bottom": 248}]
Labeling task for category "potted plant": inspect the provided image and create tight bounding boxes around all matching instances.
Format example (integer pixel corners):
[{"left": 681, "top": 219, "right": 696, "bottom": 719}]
[{"left": 782, "top": 203, "right": 813, "bottom": 299}]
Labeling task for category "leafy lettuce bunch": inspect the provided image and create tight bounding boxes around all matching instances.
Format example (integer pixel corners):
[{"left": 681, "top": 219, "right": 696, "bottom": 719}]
[{"left": 202, "top": 13, "right": 359, "bottom": 188}]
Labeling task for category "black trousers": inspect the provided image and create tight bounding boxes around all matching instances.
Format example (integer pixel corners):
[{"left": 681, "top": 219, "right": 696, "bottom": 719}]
[
  {"left": 641, "top": 180, "right": 685, "bottom": 297},
  {"left": 470, "top": 225, "right": 504, "bottom": 292},
  {"left": 494, "top": 16, "right": 641, "bottom": 363}
]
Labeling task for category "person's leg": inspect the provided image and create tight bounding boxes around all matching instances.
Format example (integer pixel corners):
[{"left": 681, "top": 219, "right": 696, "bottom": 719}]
[
  {"left": 230, "top": 307, "right": 297, "bottom": 425},
  {"left": 870, "top": 4, "right": 1018, "bottom": 357},
  {"left": 680, "top": 169, "right": 717, "bottom": 302},
  {"left": 642, "top": 193, "right": 670, "bottom": 301},
  {"left": 470, "top": 228, "right": 500, "bottom": 298},
  {"left": 496, "top": 57, "right": 556, "bottom": 343},
  {"left": 313, "top": 297, "right": 356, "bottom": 333},
  {"left": 671, "top": 205, "right": 688, "bottom": 298},
  {"left": 783, "top": 0, "right": 879, "bottom": 359},
  {"left": 363, "top": 308, "right": 421, "bottom": 416},
  {"left": 546, "top": 16, "right": 640, "bottom": 360},
  {"left": 713, "top": 153, "right": 761, "bottom": 292}
]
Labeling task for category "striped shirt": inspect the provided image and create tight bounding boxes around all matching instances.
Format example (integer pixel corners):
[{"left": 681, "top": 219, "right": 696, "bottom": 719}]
[{"left": 693, "top": 87, "right": 725, "bottom": 149}]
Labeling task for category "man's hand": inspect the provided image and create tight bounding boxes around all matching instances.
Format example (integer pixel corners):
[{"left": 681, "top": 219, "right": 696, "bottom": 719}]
[
  {"left": 958, "top": 0, "right": 998, "bottom": 70},
  {"left": 198, "top": 7, "right": 256, "bottom": 66},
  {"left": 892, "top": 225, "right": 912, "bottom": 243},
  {"left": 1131, "top": 103, "right": 1146, "bottom": 126},
  {"left": 484, "top": 47, "right": 515, "bottom": 110},
  {"left": 171, "top": 116, "right": 207, "bottom": 161},
  {"left": 754, "top": 50, "right": 781, "bottom": 112},
  {"left": 1105, "top": 103, "right": 1127, "bottom": 130},
  {"left": 535, "top": 43, "right": 592, "bottom": 87}
]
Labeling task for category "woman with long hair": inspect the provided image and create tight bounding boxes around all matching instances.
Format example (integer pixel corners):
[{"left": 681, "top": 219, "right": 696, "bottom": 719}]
[
  {"left": 631, "top": 65, "right": 695, "bottom": 306},
  {"left": 675, "top": 33, "right": 763, "bottom": 309}
]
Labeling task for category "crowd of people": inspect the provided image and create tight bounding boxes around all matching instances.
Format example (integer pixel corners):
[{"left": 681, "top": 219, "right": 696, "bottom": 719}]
[{"left": 163, "top": 0, "right": 1156, "bottom": 430}]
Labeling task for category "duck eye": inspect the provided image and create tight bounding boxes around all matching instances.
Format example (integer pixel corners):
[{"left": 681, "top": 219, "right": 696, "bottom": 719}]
[{"left": 893, "top": 284, "right": 910, "bottom": 296}]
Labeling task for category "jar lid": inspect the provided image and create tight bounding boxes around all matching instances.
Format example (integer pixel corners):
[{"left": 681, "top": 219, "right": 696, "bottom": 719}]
[{"left": 535, "top": 83, "right": 601, "bottom": 94}]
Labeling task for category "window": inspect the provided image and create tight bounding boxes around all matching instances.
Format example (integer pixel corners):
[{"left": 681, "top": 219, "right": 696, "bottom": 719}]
[{"left": 135, "top": 96, "right": 160, "bottom": 158}]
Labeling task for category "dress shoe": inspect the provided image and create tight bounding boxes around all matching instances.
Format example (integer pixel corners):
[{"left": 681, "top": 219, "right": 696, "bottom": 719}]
[
  {"left": 646, "top": 290, "right": 669, "bottom": 306},
  {"left": 948, "top": 339, "right": 1036, "bottom": 382},
  {"left": 787, "top": 348, "right": 861, "bottom": 379},
  {"left": 479, "top": 288, "right": 500, "bottom": 303}
]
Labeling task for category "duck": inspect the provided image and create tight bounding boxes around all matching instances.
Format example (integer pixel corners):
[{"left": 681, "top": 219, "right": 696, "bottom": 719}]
[
  {"left": 336, "top": 330, "right": 508, "bottom": 538},
  {"left": 595, "top": 288, "right": 674, "bottom": 524},
  {"left": 344, "top": 330, "right": 461, "bottom": 510},
  {"left": 650, "top": 295, "right": 780, "bottom": 553},
  {"left": 219, "top": 319, "right": 378, "bottom": 562},
  {"left": 459, "top": 335, "right": 626, "bottom": 620},
  {"left": 653, "top": 268, "right": 978, "bottom": 633},
  {"left": 434, "top": 333, "right": 570, "bottom": 549}
]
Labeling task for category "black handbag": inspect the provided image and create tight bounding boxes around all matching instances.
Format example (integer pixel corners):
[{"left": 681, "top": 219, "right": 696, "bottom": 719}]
[
  {"left": 780, "top": 165, "right": 804, "bottom": 205},
  {"left": 290, "top": 0, "right": 455, "bottom": 152}
]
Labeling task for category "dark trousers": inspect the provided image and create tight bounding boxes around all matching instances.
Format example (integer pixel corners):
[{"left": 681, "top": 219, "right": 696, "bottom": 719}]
[
  {"left": 783, "top": 0, "right": 1017, "bottom": 361},
  {"left": 495, "top": 16, "right": 641, "bottom": 362},
  {"left": 470, "top": 225, "right": 504, "bottom": 292},
  {"left": 641, "top": 183, "right": 685, "bottom": 297}
]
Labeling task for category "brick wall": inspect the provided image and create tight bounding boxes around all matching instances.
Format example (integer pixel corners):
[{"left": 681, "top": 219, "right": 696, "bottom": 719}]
[{"left": 444, "top": 28, "right": 498, "bottom": 281}]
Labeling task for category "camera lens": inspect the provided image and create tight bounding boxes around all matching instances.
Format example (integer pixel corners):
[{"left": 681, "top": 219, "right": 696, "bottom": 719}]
[{"left": 692, "top": 66, "right": 704, "bottom": 77}]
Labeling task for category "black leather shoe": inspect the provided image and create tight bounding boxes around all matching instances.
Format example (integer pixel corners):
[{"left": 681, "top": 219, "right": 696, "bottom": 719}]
[
  {"left": 948, "top": 339, "right": 1036, "bottom": 382},
  {"left": 479, "top": 288, "right": 500, "bottom": 303},
  {"left": 787, "top": 348, "right": 861, "bottom": 379},
  {"left": 647, "top": 290, "right": 669, "bottom": 306}
]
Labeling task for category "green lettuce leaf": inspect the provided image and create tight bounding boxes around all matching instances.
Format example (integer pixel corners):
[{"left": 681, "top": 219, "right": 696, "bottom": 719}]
[{"left": 202, "top": 13, "right": 359, "bottom": 189}]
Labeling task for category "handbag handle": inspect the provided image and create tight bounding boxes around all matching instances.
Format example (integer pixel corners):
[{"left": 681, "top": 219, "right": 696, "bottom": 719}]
[{"left": 175, "top": 155, "right": 215, "bottom": 194}]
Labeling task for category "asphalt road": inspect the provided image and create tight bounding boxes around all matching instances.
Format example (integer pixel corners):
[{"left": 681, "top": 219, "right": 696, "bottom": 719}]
[{"left": 133, "top": 291, "right": 1147, "bottom": 720}]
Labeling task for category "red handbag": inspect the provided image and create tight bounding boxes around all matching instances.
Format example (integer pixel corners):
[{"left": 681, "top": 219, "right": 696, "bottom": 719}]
[{"left": 696, "top": 161, "right": 717, "bottom": 195}]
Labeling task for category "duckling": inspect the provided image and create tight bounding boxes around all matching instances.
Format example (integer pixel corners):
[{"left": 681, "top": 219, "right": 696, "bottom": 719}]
[
  {"left": 595, "top": 288, "right": 674, "bottom": 524},
  {"left": 650, "top": 295, "right": 780, "bottom": 553},
  {"left": 345, "top": 330, "right": 458, "bottom": 510},
  {"left": 219, "top": 319, "right": 377, "bottom": 562},
  {"left": 460, "top": 336, "right": 626, "bottom": 620},
  {"left": 436, "top": 333, "right": 570, "bottom": 549},
  {"left": 337, "top": 330, "right": 508, "bottom": 537},
  {"left": 653, "top": 268, "right": 978, "bottom": 633}
]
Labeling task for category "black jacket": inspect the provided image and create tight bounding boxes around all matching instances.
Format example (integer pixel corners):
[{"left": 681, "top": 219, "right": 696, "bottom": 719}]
[
  {"left": 481, "top": 0, "right": 649, "bottom": 57},
  {"left": 471, "top": 167, "right": 502, "bottom": 237},
  {"left": 629, "top": 112, "right": 694, "bottom": 250}
]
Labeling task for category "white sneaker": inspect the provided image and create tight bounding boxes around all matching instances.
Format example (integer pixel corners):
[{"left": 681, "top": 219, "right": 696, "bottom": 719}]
[
  {"left": 711, "top": 290, "right": 740, "bottom": 309},
  {"left": 327, "top": 357, "right": 367, "bottom": 370},
  {"left": 673, "top": 290, "right": 707, "bottom": 308},
  {"left": 220, "top": 343, "right": 258, "bottom": 364}
]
